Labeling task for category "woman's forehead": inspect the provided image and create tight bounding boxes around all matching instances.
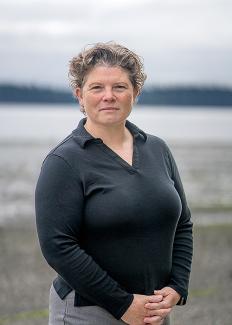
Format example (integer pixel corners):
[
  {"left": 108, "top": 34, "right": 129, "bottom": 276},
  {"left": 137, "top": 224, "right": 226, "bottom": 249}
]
[{"left": 83, "top": 65, "right": 132, "bottom": 85}]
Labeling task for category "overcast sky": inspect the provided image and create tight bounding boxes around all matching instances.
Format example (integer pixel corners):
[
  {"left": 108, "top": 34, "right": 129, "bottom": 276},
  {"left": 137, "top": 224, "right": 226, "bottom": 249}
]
[{"left": 0, "top": 0, "right": 231, "bottom": 89}]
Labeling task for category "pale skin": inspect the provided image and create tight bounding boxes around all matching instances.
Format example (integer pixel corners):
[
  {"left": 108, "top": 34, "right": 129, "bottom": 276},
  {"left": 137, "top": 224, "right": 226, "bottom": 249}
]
[
  {"left": 75, "top": 65, "right": 181, "bottom": 324},
  {"left": 121, "top": 287, "right": 181, "bottom": 325}
]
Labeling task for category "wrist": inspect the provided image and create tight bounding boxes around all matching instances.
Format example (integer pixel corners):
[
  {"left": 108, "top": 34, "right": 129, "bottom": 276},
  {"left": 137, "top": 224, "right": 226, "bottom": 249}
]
[{"left": 177, "top": 295, "right": 186, "bottom": 306}]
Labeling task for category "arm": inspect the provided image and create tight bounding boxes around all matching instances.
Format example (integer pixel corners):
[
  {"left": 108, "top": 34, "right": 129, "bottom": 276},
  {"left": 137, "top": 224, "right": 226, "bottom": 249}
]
[
  {"left": 165, "top": 145, "right": 193, "bottom": 303},
  {"left": 35, "top": 154, "right": 133, "bottom": 319},
  {"left": 143, "top": 145, "right": 193, "bottom": 324}
]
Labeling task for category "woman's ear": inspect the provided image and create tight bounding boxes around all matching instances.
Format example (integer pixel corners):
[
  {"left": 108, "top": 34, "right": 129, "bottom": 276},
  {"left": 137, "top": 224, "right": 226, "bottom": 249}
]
[
  {"left": 75, "top": 88, "right": 83, "bottom": 106},
  {"left": 133, "top": 89, "right": 139, "bottom": 104}
]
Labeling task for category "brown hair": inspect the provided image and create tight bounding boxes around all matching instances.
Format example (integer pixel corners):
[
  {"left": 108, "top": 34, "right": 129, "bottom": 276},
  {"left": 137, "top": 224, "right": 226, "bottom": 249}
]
[{"left": 68, "top": 41, "right": 147, "bottom": 96}]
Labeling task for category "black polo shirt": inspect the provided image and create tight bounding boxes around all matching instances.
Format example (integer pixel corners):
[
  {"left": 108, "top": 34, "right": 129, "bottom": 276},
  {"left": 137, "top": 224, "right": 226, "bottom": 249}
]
[{"left": 35, "top": 118, "right": 193, "bottom": 320}]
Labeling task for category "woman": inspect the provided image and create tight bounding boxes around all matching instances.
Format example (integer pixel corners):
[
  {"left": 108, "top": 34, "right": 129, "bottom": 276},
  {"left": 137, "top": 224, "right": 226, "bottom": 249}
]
[{"left": 35, "top": 42, "right": 193, "bottom": 325}]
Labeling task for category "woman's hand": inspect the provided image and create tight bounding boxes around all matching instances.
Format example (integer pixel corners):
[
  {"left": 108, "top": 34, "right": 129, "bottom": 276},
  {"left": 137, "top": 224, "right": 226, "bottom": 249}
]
[
  {"left": 121, "top": 293, "right": 163, "bottom": 325},
  {"left": 143, "top": 287, "right": 181, "bottom": 324}
]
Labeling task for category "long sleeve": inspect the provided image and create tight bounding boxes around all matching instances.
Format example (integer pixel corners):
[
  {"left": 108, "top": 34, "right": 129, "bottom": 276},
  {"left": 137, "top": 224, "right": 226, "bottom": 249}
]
[
  {"left": 165, "top": 145, "right": 193, "bottom": 303},
  {"left": 35, "top": 153, "right": 133, "bottom": 319}
]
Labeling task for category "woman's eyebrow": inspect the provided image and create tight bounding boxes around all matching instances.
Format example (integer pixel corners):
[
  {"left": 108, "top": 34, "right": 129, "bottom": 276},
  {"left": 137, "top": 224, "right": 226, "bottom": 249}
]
[
  {"left": 88, "top": 82, "right": 102, "bottom": 86},
  {"left": 88, "top": 81, "right": 129, "bottom": 87}
]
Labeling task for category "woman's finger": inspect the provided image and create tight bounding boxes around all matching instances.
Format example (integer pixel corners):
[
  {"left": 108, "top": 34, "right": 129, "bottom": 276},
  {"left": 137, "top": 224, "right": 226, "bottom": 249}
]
[
  {"left": 144, "top": 315, "right": 164, "bottom": 324},
  {"left": 146, "top": 294, "right": 163, "bottom": 303},
  {"left": 145, "top": 300, "right": 170, "bottom": 310},
  {"left": 145, "top": 307, "right": 172, "bottom": 318}
]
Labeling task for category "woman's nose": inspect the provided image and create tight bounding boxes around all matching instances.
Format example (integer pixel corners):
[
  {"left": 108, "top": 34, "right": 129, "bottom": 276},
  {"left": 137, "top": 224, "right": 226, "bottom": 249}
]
[{"left": 102, "top": 88, "right": 116, "bottom": 101}]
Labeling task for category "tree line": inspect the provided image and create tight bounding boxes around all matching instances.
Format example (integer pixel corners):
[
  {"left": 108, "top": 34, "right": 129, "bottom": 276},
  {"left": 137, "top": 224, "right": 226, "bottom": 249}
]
[{"left": 1, "top": 84, "right": 232, "bottom": 106}]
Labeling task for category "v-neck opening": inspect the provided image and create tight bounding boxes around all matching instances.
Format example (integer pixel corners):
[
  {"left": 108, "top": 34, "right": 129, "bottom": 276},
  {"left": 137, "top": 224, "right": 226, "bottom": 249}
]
[{"left": 96, "top": 138, "right": 139, "bottom": 173}]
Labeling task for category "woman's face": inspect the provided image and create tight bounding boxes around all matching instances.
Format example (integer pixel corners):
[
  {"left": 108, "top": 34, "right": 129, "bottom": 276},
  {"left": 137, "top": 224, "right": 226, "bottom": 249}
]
[{"left": 75, "top": 65, "right": 137, "bottom": 127}]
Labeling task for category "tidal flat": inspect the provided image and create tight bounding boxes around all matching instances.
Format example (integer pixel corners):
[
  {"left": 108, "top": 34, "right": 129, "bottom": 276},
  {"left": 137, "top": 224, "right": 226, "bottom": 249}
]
[
  {"left": 1, "top": 141, "right": 232, "bottom": 225},
  {"left": 0, "top": 141, "right": 231, "bottom": 324}
]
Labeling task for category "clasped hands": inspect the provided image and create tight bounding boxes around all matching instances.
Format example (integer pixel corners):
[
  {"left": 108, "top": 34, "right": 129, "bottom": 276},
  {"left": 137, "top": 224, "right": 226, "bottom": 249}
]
[{"left": 121, "top": 286, "right": 180, "bottom": 325}]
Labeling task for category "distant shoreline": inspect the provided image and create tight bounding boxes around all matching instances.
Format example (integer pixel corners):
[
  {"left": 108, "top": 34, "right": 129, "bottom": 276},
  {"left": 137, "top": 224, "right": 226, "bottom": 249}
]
[
  {"left": 1, "top": 103, "right": 232, "bottom": 110},
  {"left": 1, "top": 84, "right": 232, "bottom": 107}
]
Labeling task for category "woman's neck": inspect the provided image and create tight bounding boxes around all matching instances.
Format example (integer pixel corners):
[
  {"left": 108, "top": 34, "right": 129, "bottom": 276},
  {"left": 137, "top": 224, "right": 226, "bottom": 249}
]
[{"left": 84, "top": 119, "right": 132, "bottom": 148}]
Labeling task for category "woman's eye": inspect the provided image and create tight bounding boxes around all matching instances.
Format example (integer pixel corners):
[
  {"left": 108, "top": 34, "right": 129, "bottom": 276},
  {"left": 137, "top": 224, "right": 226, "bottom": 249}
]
[
  {"left": 90, "top": 85, "right": 102, "bottom": 91},
  {"left": 115, "top": 85, "right": 126, "bottom": 89}
]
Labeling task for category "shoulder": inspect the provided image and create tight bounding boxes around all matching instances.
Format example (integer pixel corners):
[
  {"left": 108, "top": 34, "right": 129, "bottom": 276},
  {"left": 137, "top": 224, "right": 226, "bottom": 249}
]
[
  {"left": 144, "top": 133, "right": 176, "bottom": 172},
  {"left": 42, "top": 131, "right": 84, "bottom": 169},
  {"left": 145, "top": 133, "right": 170, "bottom": 153},
  {"left": 37, "top": 132, "right": 85, "bottom": 185}
]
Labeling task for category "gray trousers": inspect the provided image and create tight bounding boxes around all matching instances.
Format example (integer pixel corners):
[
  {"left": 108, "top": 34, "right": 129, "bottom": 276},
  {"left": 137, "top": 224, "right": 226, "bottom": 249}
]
[{"left": 49, "top": 284, "right": 170, "bottom": 325}]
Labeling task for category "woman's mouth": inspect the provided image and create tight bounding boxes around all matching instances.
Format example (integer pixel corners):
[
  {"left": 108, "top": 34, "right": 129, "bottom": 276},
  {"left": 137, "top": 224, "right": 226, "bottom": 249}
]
[{"left": 99, "top": 107, "right": 119, "bottom": 111}]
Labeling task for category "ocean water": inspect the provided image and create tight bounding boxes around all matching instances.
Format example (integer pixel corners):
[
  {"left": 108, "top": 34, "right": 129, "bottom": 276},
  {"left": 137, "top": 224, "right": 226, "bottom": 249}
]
[{"left": 0, "top": 104, "right": 232, "bottom": 143}]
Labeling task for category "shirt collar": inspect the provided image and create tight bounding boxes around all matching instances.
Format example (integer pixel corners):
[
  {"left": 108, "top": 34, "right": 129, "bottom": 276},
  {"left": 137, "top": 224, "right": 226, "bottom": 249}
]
[{"left": 72, "top": 117, "right": 147, "bottom": 148}]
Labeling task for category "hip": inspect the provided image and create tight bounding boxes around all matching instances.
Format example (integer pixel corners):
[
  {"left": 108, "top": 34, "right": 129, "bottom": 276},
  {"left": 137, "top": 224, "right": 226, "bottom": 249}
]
[
  {"left": 49, "top": 283, "right": 170, "bottom": 325},
  {"left": 49, "top": 283, "right": 126, "bottom": 325}
]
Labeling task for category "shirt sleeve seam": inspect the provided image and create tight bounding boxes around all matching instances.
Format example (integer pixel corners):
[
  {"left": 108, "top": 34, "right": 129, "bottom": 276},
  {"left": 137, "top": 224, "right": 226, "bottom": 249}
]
[{"left": 48, "top": 153, "right": 82, "bottom": 183}]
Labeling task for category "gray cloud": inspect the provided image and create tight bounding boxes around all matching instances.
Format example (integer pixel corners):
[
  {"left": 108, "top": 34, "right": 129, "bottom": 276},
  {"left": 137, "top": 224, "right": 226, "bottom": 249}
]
[{"left": 0, "top": 0, "right": 231, "bottom": 87}]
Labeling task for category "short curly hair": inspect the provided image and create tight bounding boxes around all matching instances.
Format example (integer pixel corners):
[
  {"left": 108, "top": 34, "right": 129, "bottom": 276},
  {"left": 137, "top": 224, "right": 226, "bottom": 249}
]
[{"left": 68, "top": 41, "right": 147, "bottom": 95}]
